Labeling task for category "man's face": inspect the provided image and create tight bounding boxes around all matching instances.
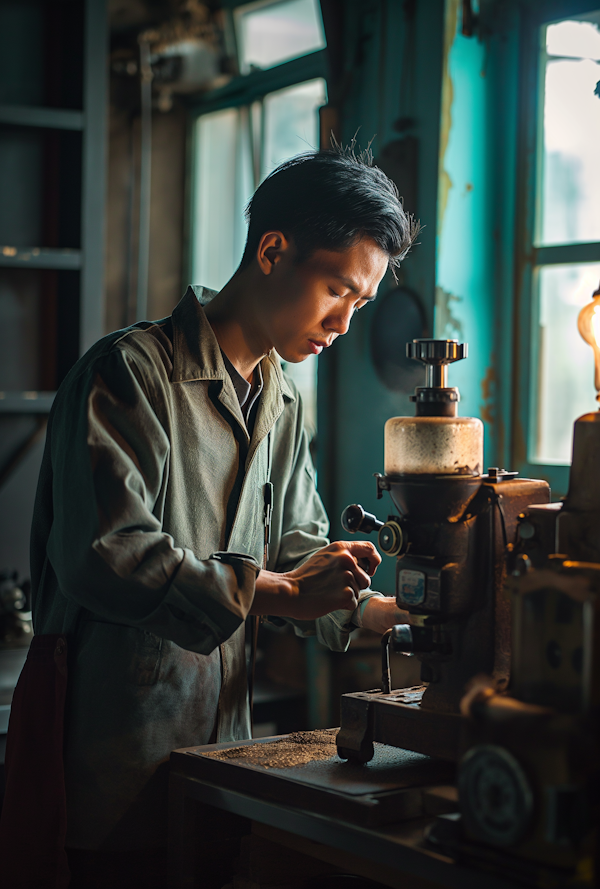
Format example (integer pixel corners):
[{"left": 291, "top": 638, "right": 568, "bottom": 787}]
[{"left": 258, "top": 235, "right": 389, "bottom": 363}]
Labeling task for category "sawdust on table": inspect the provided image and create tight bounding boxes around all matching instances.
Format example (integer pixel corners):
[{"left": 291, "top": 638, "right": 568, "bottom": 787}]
[{"left": 203, "top": 728, "right": 339, "bottom": 770}]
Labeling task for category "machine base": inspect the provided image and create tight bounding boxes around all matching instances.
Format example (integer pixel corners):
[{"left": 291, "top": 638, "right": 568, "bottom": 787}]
[{"left": 336, "top": 687, "right": 464, "bottom": 763}]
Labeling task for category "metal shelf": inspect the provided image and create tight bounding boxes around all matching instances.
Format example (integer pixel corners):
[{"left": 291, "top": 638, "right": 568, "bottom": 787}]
[
  {"left": 0, "top": 247, "right": 81, "bottom": 270},
  {"left": 0, "top": 104, "right": 83, "bottom": 131},
  {"left": 0, "top": 392, "right": 56, "bottom": 414}
]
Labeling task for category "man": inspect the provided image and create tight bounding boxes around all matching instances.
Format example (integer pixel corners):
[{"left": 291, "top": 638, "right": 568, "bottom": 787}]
[{"left": 4, "top": 146, "right": 417, "bottom": 886}]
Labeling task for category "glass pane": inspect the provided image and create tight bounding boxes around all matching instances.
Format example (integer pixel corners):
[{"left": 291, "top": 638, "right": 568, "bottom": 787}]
[
  {"left": 262, "top": 77, "right": 326, "bottom": 443},
  {"left": 191, "top": 108, "right": 253, "bottom": 292},
  {"left": 537, "top": 13, "right": 600, "bottom": 245},
  {"left": 262, "top": 78, "right": 326, "bottom": 178},
  {"left": 235, "top": 0, "right": 326, "bottom": 74},
  {"left": 535, "top": 263, "right": 600, "bottom": 464},
  {"left": 546, "top": 18, "right": 600, "bottom": 58}
]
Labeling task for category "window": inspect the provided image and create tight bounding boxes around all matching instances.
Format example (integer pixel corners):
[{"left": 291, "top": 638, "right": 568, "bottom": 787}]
[
  {"left": 234, "top": 0, "right": 326, "bottom": 74},
  {"left": 190, "top": 77, "right": 327, "bottom": 293},
  {"left": 189, "top": 2, "right": 327, "bottom": 438},
  {"left": 520, "top": 8, "right": 600, "bottom": 477}
]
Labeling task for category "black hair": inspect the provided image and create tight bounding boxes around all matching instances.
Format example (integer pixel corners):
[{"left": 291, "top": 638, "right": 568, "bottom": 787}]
[{"left": 240, "top": 141, "right": 419, "bottom": 271}]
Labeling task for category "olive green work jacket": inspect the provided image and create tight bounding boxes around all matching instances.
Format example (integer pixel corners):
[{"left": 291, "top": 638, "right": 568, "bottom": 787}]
[{"left": 30, "top": 286, "right": 376, "bottom": 850}]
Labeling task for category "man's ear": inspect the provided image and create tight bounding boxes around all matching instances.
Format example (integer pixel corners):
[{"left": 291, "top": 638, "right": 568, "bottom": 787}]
[{"left": 256, "top": 231, "right": 291, "bottom": 276}]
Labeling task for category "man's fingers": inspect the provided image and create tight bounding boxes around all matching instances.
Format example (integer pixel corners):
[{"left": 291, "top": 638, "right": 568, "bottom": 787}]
[
  {"left": 342, "top": 569, "right": 363, "bottom": 595},
  {"left": 343, "top": 541, "right": 381, "bottom": 576},
  {"left": 347, "top": 564, "right": 372, "bottom": 590},
  {"left": 341, "top": 586, "right": 359, "bottom": 611}
]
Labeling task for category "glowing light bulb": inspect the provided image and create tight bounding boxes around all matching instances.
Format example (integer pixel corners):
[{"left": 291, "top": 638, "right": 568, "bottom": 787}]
[
  {"left": 577, "top": 282, "right": 600, "bottom": 404},
  {"left": 593, "top": 306, "right": 600, "bottom": 349}
]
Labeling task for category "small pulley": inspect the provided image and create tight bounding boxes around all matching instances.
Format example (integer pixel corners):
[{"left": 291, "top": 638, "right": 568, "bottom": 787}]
[{"left": 341, "top": 504, "right": 407, "bottom": 558}]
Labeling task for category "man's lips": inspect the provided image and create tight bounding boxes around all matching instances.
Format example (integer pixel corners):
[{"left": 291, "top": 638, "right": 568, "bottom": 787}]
[{"left": 307, "top": 339, "right": 331, "bottom": 354}]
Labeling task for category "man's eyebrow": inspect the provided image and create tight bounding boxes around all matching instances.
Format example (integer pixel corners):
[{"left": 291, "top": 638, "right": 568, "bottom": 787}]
[{"left": 335, "top": 276, "right": 377, "bottom": 300}]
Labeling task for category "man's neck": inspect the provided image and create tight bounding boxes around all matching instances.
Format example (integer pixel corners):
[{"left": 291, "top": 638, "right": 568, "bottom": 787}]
[{"left": 203, "top": 273, "right": 270, "bottom": 382}]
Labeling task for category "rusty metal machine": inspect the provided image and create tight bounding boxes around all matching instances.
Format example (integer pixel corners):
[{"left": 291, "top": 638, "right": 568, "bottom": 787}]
[
  {"left": 336, "top": 338, "right": 549, "bottom": 763},
  {"left": 444, "top": 292, "right": 600, "bottom": 879},
  {"left": 337, "top": 304, "right": 600, "bottom": 883}
]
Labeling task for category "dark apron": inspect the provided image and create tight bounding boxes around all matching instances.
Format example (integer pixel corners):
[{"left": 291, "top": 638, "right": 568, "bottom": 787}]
[{"left": 0, "top": 634, "right": 69, "bottom": 889}]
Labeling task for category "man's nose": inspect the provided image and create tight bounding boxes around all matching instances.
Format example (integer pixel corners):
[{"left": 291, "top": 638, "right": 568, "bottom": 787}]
[{"left": 324, "top": 304, "right": 355, "bottom": 337}]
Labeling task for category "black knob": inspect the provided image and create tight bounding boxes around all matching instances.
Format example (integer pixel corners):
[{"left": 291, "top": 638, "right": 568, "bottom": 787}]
[
  {"left": 407, "top": 339, "right": 467, "bottom": 393},
  {"left": 407, "top": 339, "right": 467, "bottom": 365},
  {"left": 341, "top": 504, "right": 384, "bottom": 535}
]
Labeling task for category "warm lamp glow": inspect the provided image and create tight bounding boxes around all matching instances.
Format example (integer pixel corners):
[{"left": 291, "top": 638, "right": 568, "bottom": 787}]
[{"left": 577, "top": 282, "right": 600, "bottom": 403}]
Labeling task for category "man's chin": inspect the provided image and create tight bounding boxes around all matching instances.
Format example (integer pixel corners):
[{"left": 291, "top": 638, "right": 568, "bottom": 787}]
[{"left": 276, "top": 346, "right": 310, "bottom": 364}]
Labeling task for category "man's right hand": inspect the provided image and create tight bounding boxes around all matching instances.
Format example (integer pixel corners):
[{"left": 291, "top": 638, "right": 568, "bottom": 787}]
[{"left": 249, "top": 540, "right": 381, "bottom": 620}]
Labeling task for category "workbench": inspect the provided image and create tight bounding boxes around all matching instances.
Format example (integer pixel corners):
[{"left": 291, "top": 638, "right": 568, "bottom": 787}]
[{"left": 168, "top": 729, "right": 518, "bottom": 889}]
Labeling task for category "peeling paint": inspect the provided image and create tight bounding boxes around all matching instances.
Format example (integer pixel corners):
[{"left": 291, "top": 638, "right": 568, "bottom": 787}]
[
  {"left": 435, "top": 286, "right": 464, "bottom": 339},
  {"left": 496, "top": 414, "right": 505, "bottom": 468},
  {"left": 513, "top": 413, "right": 528, "bottom": 467},
  {"left": 480, "top": 363, "right": 496, "bottom": 426},
  {"left": 437, "top": 0, "right": 459, "bottom": 235}
]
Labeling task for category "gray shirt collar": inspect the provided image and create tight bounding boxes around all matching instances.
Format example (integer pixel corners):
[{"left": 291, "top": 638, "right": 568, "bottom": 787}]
[{"left": 220, "top": 349, "right": 264, "bottom": 426}]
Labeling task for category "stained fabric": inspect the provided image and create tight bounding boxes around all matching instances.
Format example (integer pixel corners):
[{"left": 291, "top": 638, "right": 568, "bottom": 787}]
[{"left": 0, "top": 635, "right": 70, "bottom": 888}]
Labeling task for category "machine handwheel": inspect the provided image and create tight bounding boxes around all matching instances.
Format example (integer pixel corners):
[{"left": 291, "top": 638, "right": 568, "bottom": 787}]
[{"left": 458, "top": 744, "right": 534, "bottom": 847}]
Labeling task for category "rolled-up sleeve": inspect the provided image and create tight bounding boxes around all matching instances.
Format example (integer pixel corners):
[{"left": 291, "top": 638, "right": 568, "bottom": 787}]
[{"left": 46, "top": 348, "right": 259, "bottom": 654}]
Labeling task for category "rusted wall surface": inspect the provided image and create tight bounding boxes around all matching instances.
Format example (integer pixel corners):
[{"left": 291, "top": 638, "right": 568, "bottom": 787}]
[
  {"left": 435, "top": 0, "right": 496, "bottom": 465},
  {"left": 105, "top": 101, "right": 187, "bottom": 334}
]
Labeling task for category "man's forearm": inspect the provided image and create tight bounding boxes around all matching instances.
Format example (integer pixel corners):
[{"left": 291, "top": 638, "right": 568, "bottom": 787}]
[
  {"left": 361, "top": 596, "right": 413, "bottom": 634},
  {"left": 249, "top": 569, "right": 298, "bottom": 616}
]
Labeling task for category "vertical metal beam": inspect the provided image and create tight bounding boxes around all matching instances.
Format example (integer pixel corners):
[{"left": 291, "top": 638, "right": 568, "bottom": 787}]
[
  {"left": 136, "top": 40, "right": 153, "bottom": 322},
  {"left": 80, "top": 0, "right": 108, "bottom": 354}
]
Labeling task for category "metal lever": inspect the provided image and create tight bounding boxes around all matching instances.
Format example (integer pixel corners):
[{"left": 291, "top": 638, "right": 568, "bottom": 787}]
[
  {"left": 381, "top": 629, "right": 392, "bottom": 694},
  {"left": 391, "top": 624, "right": 452, "bottom": 655},
  {"left": 341, "top": 504, "right": 384, "bottom": 535}
]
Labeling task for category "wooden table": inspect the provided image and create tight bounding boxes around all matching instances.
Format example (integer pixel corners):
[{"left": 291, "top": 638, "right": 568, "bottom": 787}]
[{"left": 168, "top": 731, "right": 517, "bottom": 889}]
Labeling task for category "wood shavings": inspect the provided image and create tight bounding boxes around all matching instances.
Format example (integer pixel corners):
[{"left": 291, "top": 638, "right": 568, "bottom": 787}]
[{"left": 203, "top": 729, "right": 339, "bottom": 770}]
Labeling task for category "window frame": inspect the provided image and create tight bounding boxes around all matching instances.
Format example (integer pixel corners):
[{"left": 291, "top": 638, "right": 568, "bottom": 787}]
[
  {"left": 185, "top": 43, "right": 327, "bottom": 284},
  {"left": 513, "top": 0, "right": 600, "bottom": 494}
]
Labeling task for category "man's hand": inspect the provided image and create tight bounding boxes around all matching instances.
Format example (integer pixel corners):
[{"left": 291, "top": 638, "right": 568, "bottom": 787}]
[
  {"left": 361, "top": 596, "right": 413, "bottom": 635},
  {"left": 250, "top": 540, "right": 381, "bottom": 620}
]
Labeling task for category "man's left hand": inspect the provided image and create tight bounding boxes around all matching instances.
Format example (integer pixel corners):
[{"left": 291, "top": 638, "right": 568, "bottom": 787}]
[{"left": 361, "top": 596, "right": 413, "bottom": 635}]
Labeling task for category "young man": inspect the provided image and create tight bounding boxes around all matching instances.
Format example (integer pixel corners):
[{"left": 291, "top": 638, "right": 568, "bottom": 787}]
[{"left": 3, "top": 146, "right": 417, "bottom": 886}]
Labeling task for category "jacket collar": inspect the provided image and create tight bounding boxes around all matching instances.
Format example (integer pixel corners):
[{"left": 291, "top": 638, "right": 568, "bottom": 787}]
[{"left": 170, "top": 285, "right": 296, "bottom": 401}]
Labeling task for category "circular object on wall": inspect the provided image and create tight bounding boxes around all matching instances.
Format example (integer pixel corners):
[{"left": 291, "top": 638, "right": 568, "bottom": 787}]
[{"left": 370, "top": 286, "right": 426, "bottom": 392}]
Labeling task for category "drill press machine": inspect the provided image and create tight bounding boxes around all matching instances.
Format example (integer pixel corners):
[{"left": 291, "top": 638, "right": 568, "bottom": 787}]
[
  {"left": 442, "top": 290, "right": 600, "bottom": 875},
  {"left": 336, "top": 339, "right": 549, "bottom": 763}
]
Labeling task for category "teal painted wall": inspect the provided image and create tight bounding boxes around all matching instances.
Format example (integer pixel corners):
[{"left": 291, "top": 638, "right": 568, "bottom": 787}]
[
  {"left": 435, "top": 0, "right": 523, "bottom": 474},
  {"left": 317, "top": 0, "right": 446, "bottom": 594},
  {"left": 317, "top": 0, "right": 527, "bottom": 594},
  {"left": 435, "top": 0, "right": 495, "bottom": 466}
]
